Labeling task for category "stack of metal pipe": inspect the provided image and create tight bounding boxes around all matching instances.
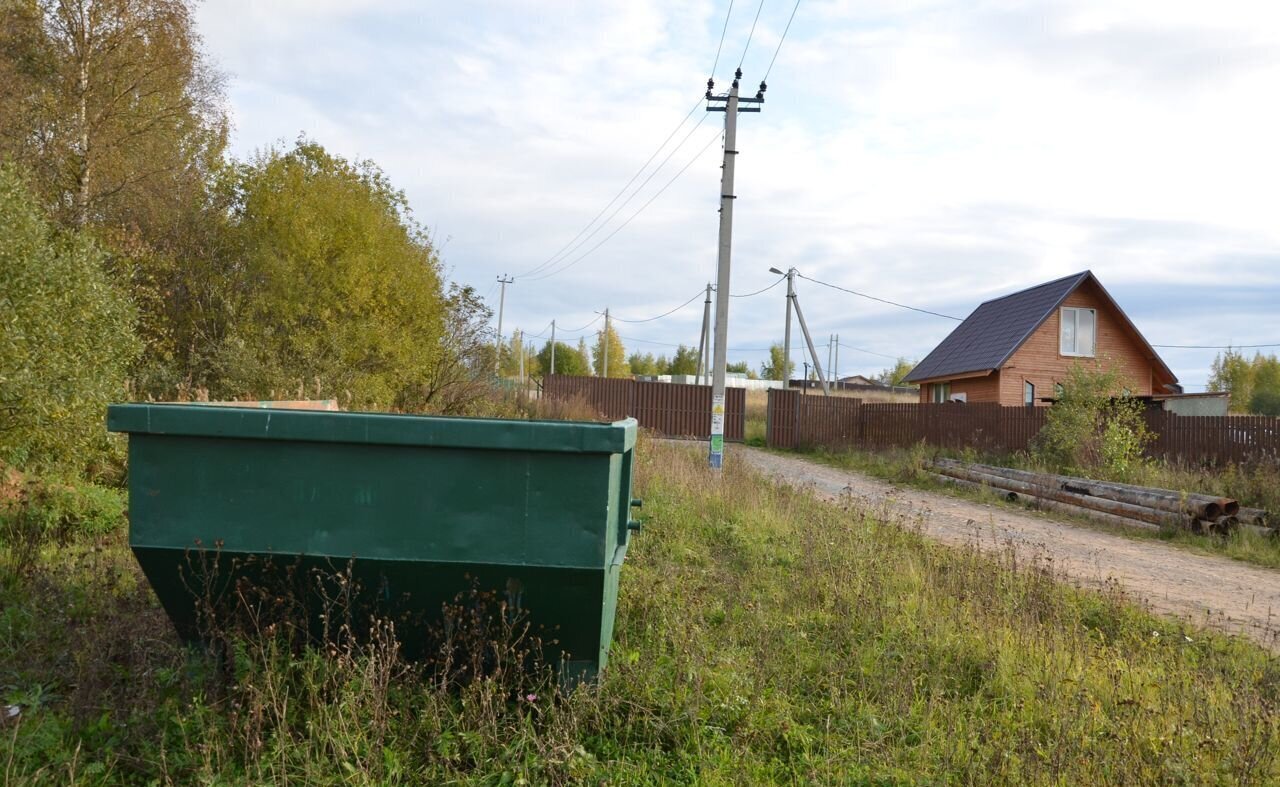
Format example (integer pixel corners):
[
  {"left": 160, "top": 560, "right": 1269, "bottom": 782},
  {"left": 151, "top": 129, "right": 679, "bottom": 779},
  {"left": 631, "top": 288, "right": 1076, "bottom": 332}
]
[{"left": 927, "top": 459, "right": 1274, "bottom": 538}]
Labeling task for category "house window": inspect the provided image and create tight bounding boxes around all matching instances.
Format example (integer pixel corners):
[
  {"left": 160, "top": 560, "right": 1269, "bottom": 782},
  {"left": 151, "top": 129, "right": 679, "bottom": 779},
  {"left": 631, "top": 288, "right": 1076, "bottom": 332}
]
[
  {"left": 931, "top": 382, "right": 951, "bottom": 403},
  {"left": 1060, "top": 307, "right": 1096, "bottom": 357},
  {"left": 1024, "top": 380, "right": 1035, "bottom": 406}
]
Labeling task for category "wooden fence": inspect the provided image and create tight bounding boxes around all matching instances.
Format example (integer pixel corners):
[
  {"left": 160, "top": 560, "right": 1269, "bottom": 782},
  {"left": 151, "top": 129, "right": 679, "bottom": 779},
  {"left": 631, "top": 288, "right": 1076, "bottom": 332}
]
[
  {"left": 544, "top": 375, "right": 745, "bottom": 441},
  {"left": 766, "top": 389, "right": 1280, "bottom": 465}
]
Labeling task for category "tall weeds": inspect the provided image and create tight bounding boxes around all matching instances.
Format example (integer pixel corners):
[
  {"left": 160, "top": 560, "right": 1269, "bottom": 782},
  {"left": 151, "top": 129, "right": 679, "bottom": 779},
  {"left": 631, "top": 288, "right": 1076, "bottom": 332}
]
[{"left": 3, "top": 439, "right": 1279, "bottom": 783}]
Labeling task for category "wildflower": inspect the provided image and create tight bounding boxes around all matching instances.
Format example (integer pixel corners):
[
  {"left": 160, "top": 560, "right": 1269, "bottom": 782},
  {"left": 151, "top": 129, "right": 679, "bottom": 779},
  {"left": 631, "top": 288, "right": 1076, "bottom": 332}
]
[{"left": 525, "top": 693, "right": 537, "bottom": 702}]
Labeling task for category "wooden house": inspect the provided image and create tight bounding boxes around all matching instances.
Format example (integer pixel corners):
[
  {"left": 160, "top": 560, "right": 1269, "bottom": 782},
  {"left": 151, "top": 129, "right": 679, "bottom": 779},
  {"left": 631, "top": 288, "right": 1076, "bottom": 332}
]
[{"left": 904, "top": 271, "right": 1178, "bottom": 406}]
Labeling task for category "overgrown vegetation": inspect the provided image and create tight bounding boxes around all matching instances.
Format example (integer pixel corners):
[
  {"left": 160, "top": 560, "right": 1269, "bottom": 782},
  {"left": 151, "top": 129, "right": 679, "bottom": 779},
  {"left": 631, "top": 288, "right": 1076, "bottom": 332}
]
[
  {"left": 0, "top": 1, "right": 514, "bottom": 480},
  {"left": 0, "top": 169, "right": 140, "bottom": 477},
  {"left": 4, "top": 439, "right": 1279, "bottom": 783},
  {"left": 1209, "top": 348, "right": 1280, "bottom": 415},
  {"left": 1033, "top": 363, "right": 1151, "bottom": 480}
]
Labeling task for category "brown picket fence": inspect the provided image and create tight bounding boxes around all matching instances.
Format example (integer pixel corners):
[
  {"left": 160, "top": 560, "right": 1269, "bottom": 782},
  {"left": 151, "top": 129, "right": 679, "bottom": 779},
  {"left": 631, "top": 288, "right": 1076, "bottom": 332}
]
[
  {"left": 766, "top": 389, "right": 1280, "bottom": 466},
  {"left": 543, "top": 375, "right": 745, "bottom": 441}
]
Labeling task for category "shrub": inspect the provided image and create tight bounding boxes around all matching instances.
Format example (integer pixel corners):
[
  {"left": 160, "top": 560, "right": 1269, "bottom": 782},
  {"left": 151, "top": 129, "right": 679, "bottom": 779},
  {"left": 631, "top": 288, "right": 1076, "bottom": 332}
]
[
  {"left": 0, "top": 470, "right": 127, "bottom": 582},
  {"left": 1034, "top": 363, "right": 1150, "bottom": 479},
  {"left": 0, "top": 168, "right": 140, "bottom": 474}
]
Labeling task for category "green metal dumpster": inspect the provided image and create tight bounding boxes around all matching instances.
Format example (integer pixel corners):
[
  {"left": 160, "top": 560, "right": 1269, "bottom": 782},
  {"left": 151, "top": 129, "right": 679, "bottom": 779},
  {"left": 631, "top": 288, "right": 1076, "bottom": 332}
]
[{"left": 107, "top": 403, "right": 640, "bottom": 681}]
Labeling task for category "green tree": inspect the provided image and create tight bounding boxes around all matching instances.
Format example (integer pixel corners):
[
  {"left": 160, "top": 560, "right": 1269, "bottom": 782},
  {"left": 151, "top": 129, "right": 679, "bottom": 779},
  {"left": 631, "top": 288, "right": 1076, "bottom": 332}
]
[
  {"left": 406, "top": 284, "right": 496, "bottom": 414},
  {"left": 760, "top": 343, "right": 795, "bottom": 382},
  {"left": 1208, "top": 349, "right": 1255, "bottom": 413},
  {"left": 0, "top": 168, "right": 140, "bottom": 473},
  {"left": 539, "top": 341, "right": 589, "bottom": 376},
  {"left": 577, "top": 337, "right": 593, "bottom": 376},
  {"left": 1034, "top": 363, "right": 1150, "bottom": 479},
  {"left": 213, "top": 141, "right": 446, "bottom": 409},
  {"left": 877, "top": 357, "right": 918, "bottom": 388},
  {"left": 1, "top": 0, "right": 231, "bottom": 397},
  {"left": 724, "top": 360, "right": 759, "bottom": 379},
  {"left": 0, "top": 0, "right": 228, "bottom": 229},
  {"left": 591, "top": 325, "right": 629, "bottom": 378},
  {"left": 1249, "top": 355, "right": 1280, "bottom": 416},
  {"left": 627, "top": 352, "right": 658, "bottom": 376},
  {"left": 668, "top": 345, "right": 699, "bottom": 376},
  {"left": 498, "top": 330, "right": 525, "bottom": 379}
]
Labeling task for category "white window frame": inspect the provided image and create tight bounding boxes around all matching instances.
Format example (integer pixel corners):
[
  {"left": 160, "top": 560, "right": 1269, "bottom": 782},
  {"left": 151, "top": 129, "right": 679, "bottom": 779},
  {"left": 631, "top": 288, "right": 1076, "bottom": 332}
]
[
  {"left": 931, "top": 382, "right": 951, "bottom": 403},
  {"left": 1060, "top": 307, "right": 1096, "bottom": 357}
]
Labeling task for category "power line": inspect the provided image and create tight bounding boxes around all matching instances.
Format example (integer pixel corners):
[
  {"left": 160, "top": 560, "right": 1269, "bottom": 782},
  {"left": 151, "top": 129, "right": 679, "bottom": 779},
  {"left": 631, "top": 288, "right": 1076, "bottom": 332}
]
[
  {"left": 738, "top": 0, "right": 767, "bottom": 68},
  {"left": 524, "top": 320, "right": 555, "bottom": 340},
  {"left": 762, "top": 0, "right": 801, "bottom": 82},
  {"left": 710, "top": 0, "right": 735, "bottom": 79},
  {"left": 790, "top": 273, "right": 1280, "bottom": 350},
  {"left": 617, "top": 333, "right": 901, "bottom": 359},
  {"left": 1152, "top": 343, "right": 1280, "bottom": 350},
  {"left": 559, "top": 314, "right": 604, "bottom": 334},
  {"left": 730, "top": 275, "right": 785, "bottom": 298},
  {"left": 797, "top": 273, "right": 964, "bottom": 320},
  {"left": 514, "top": 97, "right": 704, "bottom": 280},
  {"left": 611, "top": 289, "right": 706, "bottom": 323},
  {"left": 524, "top": 130, "right": 723, "bottom": 282}
]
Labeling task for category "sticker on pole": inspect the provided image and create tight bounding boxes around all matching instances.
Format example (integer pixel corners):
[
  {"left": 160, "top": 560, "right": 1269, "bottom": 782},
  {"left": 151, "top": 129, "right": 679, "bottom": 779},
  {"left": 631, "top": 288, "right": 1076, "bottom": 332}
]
[{"left": 709, "top": 393, "right": 727, "bottom": 468}]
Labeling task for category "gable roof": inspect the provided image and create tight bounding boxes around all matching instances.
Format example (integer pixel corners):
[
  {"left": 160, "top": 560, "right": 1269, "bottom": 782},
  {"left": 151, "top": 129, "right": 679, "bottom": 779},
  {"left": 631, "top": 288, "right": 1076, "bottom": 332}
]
[{"left": 904, "top": 270, "right": 1176, "bottom": 386}]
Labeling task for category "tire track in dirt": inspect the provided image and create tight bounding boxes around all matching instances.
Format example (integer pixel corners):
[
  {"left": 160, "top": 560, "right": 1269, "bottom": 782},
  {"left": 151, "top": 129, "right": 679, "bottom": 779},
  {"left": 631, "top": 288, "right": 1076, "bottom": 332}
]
[{"left": 737, "top": 446, "right": 1280, "bottom": 653}]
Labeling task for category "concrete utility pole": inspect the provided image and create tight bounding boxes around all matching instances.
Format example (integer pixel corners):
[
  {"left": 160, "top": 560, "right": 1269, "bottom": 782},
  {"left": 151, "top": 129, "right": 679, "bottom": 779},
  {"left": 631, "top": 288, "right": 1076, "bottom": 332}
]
[
  {"left": 550, "top": 320, "right": 556, "bottom": 377},
  {"left": 695, "top": 283, "right": 712, "bottom": 385},
  {"left": 792, "top": 288, "right": 830, "bottom": 396},
  {"left": 829, "top": 335, "right": 839, "bottom": 386},
  {"left": 602, "top": 307, "right": 610, "bottom": 378},
  {"left": 834, "top": 334, "right": 840, "bottom": 384},
  {"left": 517, "top": 329, "right": 525, "bottom": 385},
  {"left": 494, "top": 275, "right": 513, "bottom": 375},
  {"left": 769, "top": 266, "right": 796, "bottom": 387},
  {"left": 706, "top": 70, "right": 763, "bottom": 469}
]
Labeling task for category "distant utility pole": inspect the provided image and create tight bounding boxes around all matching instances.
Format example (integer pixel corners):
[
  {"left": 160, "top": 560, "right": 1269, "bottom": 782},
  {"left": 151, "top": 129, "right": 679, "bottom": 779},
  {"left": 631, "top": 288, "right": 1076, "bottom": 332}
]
[
  {"left": 706, "top": 69, "right": 764, "bottom": 469},
  {"left": 791, "top": 283, "right": 830, "bottom": 396},
  {"left": 829, "top": 335, "right": 839, "bottom": 389},
  {"left": 550, "top": 319, "right": 557, "bottom": 377},
  {"left": 494, "top": 275, "right": 513, "bottom": 375},
  {"left": 695, "top": 283, "right": 712, "bottom": 385},
  {"left": 517, "top": 329, "right": 525, "bottom": 385},
  {"left": 769, "top": 266, "right": 796, "bottom": 387},
  {"left": 834, "top": 334, "right": 840, "bottom": 384},
  {"left": 603, "top": 307, "right": 611, "bottom": 378}
]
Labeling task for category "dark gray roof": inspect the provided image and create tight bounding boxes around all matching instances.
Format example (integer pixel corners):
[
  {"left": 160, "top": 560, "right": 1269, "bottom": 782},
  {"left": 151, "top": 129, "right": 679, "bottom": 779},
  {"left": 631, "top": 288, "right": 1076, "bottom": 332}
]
[{"left": 905, "top": 272, "right": 1090, "bottom": 382}]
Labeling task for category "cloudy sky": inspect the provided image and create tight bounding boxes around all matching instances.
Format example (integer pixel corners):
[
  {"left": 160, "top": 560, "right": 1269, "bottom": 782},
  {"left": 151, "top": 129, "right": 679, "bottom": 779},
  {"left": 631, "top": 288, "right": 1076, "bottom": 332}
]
[{"left": 196, "top": 0, "right": 1280, "bottom": 387}]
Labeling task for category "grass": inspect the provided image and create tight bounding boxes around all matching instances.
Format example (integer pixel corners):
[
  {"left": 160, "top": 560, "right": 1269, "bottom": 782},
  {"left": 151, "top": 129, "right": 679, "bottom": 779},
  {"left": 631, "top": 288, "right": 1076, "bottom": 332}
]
[{"left": 3, "top": 438, "right": 1280, "bottom": 783}]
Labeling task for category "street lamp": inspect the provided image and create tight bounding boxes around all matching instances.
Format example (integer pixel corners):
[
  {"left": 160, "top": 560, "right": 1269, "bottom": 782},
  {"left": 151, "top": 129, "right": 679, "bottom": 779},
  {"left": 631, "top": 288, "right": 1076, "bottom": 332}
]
[{"left": 769, "top": 267, "right": 795, "bottom": 387}]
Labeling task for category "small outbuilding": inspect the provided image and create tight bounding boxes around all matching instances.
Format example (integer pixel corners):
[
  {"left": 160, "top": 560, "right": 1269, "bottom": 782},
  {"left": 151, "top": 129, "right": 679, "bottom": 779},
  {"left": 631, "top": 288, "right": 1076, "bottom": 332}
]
[{"left": 904, "top": 271, "right": 1178, "bottom": 406}]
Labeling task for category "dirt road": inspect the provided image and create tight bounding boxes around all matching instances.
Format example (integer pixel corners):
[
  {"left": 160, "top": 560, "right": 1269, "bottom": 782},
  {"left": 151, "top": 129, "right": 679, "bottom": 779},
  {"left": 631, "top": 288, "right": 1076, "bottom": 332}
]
[{"left": 737, "top": 446, "right": 1280, "bottom": 652}]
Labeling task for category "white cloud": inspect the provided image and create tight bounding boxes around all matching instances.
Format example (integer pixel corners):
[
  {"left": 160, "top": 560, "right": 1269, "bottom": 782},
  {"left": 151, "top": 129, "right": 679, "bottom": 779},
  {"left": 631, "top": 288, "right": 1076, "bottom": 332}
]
[{"left": 195, "top": 0, "right": 1280, "bottom": 386}]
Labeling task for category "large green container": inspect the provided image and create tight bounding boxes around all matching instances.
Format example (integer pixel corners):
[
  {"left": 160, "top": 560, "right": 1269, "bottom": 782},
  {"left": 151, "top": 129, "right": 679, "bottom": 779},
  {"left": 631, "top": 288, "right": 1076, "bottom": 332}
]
[{"left": 107, "top": 404, "right": 640, "bottom": 681}]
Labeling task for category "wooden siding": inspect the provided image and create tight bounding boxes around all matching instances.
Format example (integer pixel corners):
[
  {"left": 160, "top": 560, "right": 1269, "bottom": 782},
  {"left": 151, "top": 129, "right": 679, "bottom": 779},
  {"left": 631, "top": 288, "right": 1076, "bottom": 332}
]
[
  {"left": 999, "top": 278, "right": 1156, "bottom": 405},
  {"left": 917, "top": 373, "right": 1002, "bottom": 404}
]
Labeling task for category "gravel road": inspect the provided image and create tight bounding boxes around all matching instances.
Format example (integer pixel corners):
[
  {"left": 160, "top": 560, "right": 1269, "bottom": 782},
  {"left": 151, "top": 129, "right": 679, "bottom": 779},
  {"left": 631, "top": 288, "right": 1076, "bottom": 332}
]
[{"left": 736, "top": 446, "right": 1280, "bottom": 652}]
